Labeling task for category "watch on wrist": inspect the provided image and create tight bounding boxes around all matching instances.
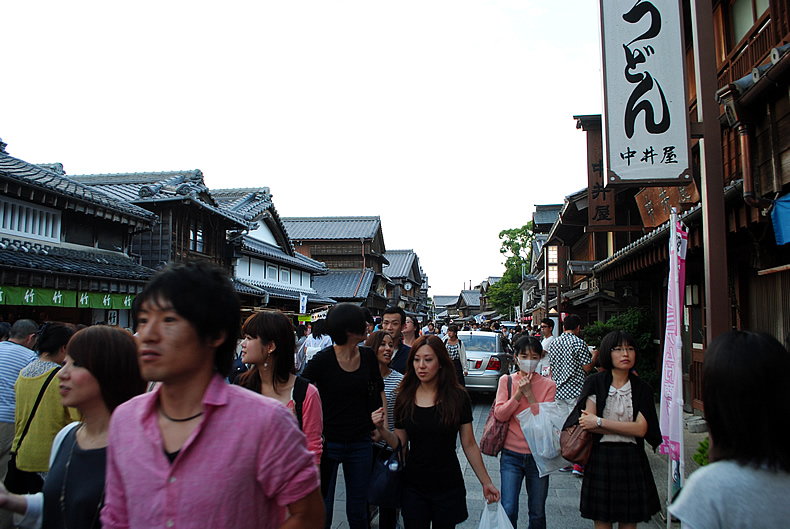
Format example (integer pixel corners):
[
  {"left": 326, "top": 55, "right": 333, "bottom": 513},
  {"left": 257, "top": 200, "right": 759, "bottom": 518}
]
[{"left": 596, "top": 417, "right": 602, "bottom": 428}]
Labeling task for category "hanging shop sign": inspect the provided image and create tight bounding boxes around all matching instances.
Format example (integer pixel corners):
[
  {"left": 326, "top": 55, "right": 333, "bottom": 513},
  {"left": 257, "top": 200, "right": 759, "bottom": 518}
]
[
  {"left": 0, "top": 285, "right": 134, "bottom": 309},
  {"left": 600, "top": 0, "right": 691, "bottom": 185}
]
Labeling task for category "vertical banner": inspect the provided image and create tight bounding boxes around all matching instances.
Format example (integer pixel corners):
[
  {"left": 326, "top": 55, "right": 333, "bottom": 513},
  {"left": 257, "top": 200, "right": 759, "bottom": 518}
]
[
  {"left": 299, "top": 293, "right": 308, "bottom": 314},
  {"left": 600, "top": 0, "right": 692, "bottom": 185},
  {"left": 659, "top": 209, "right": 687, "bottom": 509}
]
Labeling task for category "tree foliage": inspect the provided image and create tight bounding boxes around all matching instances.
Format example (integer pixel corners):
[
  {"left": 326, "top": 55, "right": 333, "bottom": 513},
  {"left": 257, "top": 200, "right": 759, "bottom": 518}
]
[
  {"left": 487, "top": 222, "right": 536, "bottom": 315},
  {"left": 580, "top": 308, "right": 659, "bottom": 393}
]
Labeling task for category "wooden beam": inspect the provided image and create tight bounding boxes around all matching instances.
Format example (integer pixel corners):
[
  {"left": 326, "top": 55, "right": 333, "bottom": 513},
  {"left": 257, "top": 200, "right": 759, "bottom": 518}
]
[{"left": 585, "top": 225, "right": 645, "bottom": 233}]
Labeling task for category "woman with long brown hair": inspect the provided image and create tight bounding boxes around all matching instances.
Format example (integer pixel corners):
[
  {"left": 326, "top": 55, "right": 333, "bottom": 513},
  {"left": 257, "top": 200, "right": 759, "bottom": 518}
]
[
  {"left": 372, "top": 335, "right": 499, "bottom": 528},
  {"left": 236, "top": 311, "right": 323, "bottom": 464}
]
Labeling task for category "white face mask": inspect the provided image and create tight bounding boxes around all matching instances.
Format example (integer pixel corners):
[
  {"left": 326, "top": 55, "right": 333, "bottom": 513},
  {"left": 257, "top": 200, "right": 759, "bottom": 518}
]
[{"left": 518, "top": 358, "right": 539, "bottom": 373}]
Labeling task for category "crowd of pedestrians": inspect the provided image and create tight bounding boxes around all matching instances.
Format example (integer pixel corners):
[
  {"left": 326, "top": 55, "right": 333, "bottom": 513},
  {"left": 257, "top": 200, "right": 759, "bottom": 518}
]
[{"left": 0, "top": 261, "right": 785, "bottom": 528}]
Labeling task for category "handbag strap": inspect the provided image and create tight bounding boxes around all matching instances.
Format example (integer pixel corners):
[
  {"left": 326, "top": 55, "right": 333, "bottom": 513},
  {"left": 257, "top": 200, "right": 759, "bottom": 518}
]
[
  {"left": 507, "top": 375, "right": 512, "bottom": 399},
  {"left": 12, "top": 366, "right": 61, "bottom": 453}
]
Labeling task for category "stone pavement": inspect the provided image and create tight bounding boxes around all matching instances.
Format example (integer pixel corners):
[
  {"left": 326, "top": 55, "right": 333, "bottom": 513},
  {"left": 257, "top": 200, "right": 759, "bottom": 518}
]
[{"left": 330, "top": 393, "right": 706, "bottom": 528}]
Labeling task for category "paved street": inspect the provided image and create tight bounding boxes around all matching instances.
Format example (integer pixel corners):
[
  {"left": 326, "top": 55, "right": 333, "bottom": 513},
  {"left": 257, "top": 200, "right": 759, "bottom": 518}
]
[{"left": 329, "top": 392, "right": 702, "bottom": 528}]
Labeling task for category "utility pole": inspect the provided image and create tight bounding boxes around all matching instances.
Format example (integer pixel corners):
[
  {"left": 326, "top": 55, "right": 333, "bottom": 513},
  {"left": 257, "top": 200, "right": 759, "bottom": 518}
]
[{"left": 690, "top": 0, "right": 729, "bottom": 342}]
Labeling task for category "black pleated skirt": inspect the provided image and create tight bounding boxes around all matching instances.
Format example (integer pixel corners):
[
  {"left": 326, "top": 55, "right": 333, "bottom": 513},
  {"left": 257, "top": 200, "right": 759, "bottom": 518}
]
[{"left": 580, "top": 441, "right": 660, "bottom": 523}]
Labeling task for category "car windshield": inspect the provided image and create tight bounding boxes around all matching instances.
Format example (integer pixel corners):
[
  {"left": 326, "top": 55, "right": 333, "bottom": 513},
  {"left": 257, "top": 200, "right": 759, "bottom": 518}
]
[{"left": 458, "top": 335, "right": 499, "bottom": 353}]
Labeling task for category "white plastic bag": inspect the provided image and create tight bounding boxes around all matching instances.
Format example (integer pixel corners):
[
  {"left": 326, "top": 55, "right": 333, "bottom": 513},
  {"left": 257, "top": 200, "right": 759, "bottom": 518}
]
[
  {"left": 516, "top": 401, "right": 569, "bottom": 477},
  {"left": 477, "top": 501, "right": 513, "bottom": 529}
]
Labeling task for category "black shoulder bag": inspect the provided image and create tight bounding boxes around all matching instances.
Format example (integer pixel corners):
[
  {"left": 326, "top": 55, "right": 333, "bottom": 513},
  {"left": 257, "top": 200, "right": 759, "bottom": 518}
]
[{"left": 5, "top": 366, "right": 61, "bottom": 494}]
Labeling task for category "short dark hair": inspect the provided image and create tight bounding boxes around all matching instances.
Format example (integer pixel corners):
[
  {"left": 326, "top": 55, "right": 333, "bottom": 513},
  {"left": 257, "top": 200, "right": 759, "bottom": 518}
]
[
  {"left": 382, "top": 306, "right": 405, "bottom": 325},
  {"left": 598, "top": 330, "right": 637, "bottom": 370},
  {"left": 36, "top": 322, "right": 75, "bottom": 355},
  {"left": 447, "top": 324, "right": 459, "bottom": 334},
  {"left": 703, "top": 331, "right": 790, "bottom": 472},
  {"left": 67, "top": 326, "right": 146, "bottom": 411},
  {"left": 361, "top": 308, "right": 374, "bottom": 325},
  {"left": 311, "top": 319, "right": 327, "bottom": 338},
  {"left": 514, "top": 335, "right": 543, "bottom": 357},
  {"left": 326, "top": 303, "right": 366, "bottom": 345},
  {"left": 10, "top": 319, "right": 39, "bottom": 341},
  {"left": 238, "top": 311, "right": 296, "bottom": 393},
  {"left": 541, "top": 318, "right": 554, "bottom": 329},
  {"left": 0, "top": 322, "right": 11, "bottom": 341},
  {"left": 133, "top": 262, "right": 240, "bottom": 377},
  {"left": 562, "top": 314, "right": 581, "bottom": 331}
]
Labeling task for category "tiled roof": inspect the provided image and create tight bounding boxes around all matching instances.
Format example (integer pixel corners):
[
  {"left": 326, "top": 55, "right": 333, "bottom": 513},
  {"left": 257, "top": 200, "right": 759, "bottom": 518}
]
[
  {"left": 383, "top": 249, "right": 420, "bottom": 281},
  {"left": 69, "top": 170, "right": 249, "bottom": 227},
  {"left": 0, "top": 151, "right": 155, "bottom": 222},
  {"left": 0, "top": 238, "right": 155, "bottom": 280},
  {"left": 312, "top": 269, "right": 375, "bottom": 300},
  {"left": 236, "top": 277, "right": 335, "bottom": 304},
  {"left": 533, "top": 205, "right": 563, "bottom": 227},
  {"left": 211, "top": 188, "right": 273, "bottom": 220},
  {"left": 593, "top": 202, "right": 704, "bottom": 274},
  {"left": 241, "top": 237, "right": 326, "bottom": 273},
  {"left": 433, "top": 295, "right": 458, "bottom": 307},
  {"left": 282, "top": 216, "right": 381, "bottom": 241},
  {"left": 459, "top": 290, "right": 481, "bottom": 307},
  {"left": 211, "top": 187, "right": 296, "bottom": 254}
]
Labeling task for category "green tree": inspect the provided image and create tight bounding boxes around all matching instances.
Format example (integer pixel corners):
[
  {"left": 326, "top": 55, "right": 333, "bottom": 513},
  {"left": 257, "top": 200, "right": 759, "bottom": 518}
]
[{"left": 487, "top": 222, "right": 536, "bottom": 315}]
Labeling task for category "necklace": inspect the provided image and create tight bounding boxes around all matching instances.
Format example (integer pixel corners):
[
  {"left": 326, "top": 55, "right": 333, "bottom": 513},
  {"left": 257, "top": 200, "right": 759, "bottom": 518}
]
[
  {"left": 159, "top": 405, "right": 203, "bottom": 422},
  {"left": 60, "top": 425, "right": 104, "bottom": 529}
]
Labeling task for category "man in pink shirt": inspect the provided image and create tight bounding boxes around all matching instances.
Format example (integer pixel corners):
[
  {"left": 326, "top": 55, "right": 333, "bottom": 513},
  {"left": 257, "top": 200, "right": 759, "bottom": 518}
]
[{"left": 101, "top": 262, "right": 324, "bottom": 529}]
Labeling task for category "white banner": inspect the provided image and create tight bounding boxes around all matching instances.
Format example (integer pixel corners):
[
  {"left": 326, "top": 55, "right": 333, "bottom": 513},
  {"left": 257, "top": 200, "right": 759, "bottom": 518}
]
[
  {"left": 601, "top": 0, "right": 691, "bottom": 185},
  {"left": 299, "top": 293, "right": 308, "bottom": 314}
]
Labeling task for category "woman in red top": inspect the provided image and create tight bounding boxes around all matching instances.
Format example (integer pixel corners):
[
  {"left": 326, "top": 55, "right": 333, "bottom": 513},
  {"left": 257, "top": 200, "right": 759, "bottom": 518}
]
[{"left": 493, "top": 336, "right": 556, "bottom": 529}]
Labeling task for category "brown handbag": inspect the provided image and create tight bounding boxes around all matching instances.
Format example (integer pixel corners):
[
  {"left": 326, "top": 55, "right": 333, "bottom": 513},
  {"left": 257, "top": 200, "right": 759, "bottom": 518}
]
[{"left": 560, "top": 423, "right": 592, "bottom": 465}]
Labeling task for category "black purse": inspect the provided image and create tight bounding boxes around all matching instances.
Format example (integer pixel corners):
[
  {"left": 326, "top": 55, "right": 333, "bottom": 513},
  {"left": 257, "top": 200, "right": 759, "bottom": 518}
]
[
  {"left": 4, "top": 367, "right": 61, "bottom": 494},
  {"left": 367, "top": 440, "right": 405, "bottom": 509}
]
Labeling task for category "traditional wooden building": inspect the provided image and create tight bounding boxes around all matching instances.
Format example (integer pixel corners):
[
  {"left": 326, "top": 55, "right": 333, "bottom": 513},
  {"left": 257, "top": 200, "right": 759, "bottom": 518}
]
[
  {"left": 383, "top": 249, "right": 425, "bottom": 316},
  {"left": 282, "top": 216, "right": 391, "bottom": 314},
  {"left": 0, "top": 141, "right": 156, "bottom": 327},
  {"left": 70, "top": 169, "right": 249, "bottom": 271},
  {"left": 211, "top": 187, "right": 333, "bottom": 314}
]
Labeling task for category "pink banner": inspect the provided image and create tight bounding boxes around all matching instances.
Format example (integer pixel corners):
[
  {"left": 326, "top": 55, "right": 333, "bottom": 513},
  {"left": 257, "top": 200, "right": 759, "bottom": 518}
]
[{"left": 659, "top": 220, "right": 687, "bottom": 460}]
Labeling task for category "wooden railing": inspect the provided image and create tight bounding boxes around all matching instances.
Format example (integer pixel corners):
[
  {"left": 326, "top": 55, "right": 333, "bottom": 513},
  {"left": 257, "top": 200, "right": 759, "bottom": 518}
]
[{"left": 717, "top": 12, "right": 773, "bottom": 89}]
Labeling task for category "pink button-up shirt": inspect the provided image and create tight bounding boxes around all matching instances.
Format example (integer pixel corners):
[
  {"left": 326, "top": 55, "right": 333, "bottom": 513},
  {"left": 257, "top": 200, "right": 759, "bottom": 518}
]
[{"left": 101, "top": 374, "right": 319, "bottom": 529}]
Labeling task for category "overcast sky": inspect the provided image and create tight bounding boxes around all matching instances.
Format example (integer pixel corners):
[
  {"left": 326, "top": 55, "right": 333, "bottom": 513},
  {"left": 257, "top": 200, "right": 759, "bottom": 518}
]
[{"left": 2, "top": 0, "right": 602, "bottom": 298}]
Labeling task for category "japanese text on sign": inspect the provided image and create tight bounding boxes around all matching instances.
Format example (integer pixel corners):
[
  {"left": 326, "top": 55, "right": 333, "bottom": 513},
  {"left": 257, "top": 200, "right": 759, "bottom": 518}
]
[{"left": 601, "top": 0, "right": 690, "bottom": 184}]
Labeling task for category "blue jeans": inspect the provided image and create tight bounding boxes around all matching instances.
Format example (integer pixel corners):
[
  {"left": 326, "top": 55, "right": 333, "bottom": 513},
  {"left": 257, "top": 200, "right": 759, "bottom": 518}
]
[
  {"left": 322, "top": 440, "right": 373, "bottom": 529},
  {"left": 500, "top": 448, "right": 549, "bottom": 529}
]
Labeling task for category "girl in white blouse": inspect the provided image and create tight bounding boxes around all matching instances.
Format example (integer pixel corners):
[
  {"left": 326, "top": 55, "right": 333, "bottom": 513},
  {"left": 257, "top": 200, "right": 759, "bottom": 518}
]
[{"left": 573, "top": 330, "right": 662, "bottom": 529}]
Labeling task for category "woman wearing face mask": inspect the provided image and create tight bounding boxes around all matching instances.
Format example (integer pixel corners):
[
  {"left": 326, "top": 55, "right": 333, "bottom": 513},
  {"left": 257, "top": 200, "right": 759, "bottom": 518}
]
[{"left": 493, "top": 336, "right": 556, "bottom": 529}]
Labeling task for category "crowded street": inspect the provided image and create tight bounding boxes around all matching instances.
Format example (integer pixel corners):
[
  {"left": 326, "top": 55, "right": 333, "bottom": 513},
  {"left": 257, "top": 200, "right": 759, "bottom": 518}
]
[{"left": 331, "top": 392, "right": 704, "bottom": 529}]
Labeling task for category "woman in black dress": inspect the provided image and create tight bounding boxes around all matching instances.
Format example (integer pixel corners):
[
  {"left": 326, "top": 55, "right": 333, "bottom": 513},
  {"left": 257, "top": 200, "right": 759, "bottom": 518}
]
[
  {"left": 569, "top": 330, "right": 661, "bottom": 529},
  {"left": 372, "top": 335, "right": 498, "bottom": 528}
]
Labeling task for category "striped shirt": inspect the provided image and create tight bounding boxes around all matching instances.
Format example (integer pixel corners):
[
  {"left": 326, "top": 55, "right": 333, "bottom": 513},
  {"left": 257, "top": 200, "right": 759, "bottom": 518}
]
[
  {"left": 374, "top": 369, "right": 403, "bottom": 448},
  {"left": 0, "top": 341, "right": 36, "bottom": 423}
]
